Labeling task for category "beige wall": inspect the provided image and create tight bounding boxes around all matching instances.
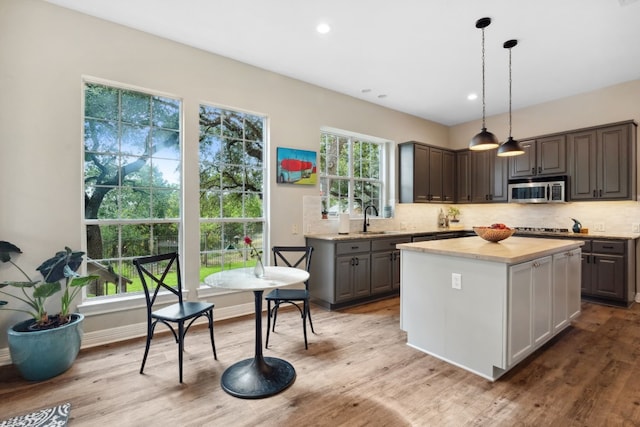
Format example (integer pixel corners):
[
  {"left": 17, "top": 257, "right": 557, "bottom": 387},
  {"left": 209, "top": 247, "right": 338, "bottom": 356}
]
[
  {"left": 0, "top": 0, "right": 447, "bottom": 353},
  {"left": 449, "top": 80, "right": 640, "bottom": 149}
]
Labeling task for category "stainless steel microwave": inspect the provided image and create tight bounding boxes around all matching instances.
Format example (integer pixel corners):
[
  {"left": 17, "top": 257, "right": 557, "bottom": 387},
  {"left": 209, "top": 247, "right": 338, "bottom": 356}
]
[{"left": 507, "top": 176, "right": 567, "bottom": 203}]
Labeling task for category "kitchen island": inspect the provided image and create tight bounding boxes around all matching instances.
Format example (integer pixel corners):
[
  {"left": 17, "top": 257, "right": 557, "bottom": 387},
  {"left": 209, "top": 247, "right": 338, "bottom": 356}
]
[{"left": 397, "top": 236, "right": 584, "bottom": 381}]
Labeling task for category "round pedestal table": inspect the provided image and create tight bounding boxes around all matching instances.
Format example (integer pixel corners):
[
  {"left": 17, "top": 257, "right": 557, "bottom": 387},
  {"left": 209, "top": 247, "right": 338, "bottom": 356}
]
[{"left": 204, "top": 266, "right": 309, "bottom": 399}]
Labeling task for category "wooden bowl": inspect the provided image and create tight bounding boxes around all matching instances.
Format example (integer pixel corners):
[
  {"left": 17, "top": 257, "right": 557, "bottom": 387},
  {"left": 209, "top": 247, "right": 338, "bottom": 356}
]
[{"left": 473, "top": 226, "right": 515, "bottom": 242}]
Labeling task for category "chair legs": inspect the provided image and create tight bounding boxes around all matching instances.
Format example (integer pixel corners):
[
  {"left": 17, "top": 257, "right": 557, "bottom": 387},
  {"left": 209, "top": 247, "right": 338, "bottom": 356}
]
[
  {"left": 208, "top": 309, "right": 217, "bottom": 360},
  {"left": 265, "top": 299, "right": 314, "bottom": 350},
  {"left": 140, "top": 312, "right": 217, "bottom": 383},
  {"left": 140, "top": 322, "right": 154, "bottom": 375}
]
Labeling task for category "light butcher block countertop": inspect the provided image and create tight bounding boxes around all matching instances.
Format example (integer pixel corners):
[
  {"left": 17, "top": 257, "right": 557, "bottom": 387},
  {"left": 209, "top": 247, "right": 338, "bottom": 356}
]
[{"left": 397, "top": 236, "right": 584, "bottom": 264}]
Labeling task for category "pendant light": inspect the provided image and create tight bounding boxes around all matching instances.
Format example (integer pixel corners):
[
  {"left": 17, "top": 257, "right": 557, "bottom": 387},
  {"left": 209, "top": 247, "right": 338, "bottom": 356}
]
[
  {"left": 497, "top": 39, "right": 525, "bottom": 157},
  {"left": 469, "top": 17, "right": 499, "bottom": 151}
]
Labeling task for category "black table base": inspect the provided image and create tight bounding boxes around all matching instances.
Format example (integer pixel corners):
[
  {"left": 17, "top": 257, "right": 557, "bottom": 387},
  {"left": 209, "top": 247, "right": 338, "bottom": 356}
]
[{"left": 220, "top": 289, "right": 296, "bottom": 399}]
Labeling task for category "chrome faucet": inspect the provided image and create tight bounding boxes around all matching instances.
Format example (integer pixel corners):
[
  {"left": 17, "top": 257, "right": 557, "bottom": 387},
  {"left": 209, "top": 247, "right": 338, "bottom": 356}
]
[{"left": 362, "top": 205, "right": 379, "bottom": 232}]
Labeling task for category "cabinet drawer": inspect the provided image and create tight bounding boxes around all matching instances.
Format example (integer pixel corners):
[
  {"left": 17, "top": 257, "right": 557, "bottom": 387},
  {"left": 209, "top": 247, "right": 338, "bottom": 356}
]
[
  {"left": 337, "top": 240, "right": 371, "bottom": 255},
  {"left": 581, "top": 239, "right": 592, "bottom": 253},
  {"left": 592, "top": 240, "right": 625, "bottom": 255},
  {"left": 372, "top": 237, "right": 411, "bottom": 251}
]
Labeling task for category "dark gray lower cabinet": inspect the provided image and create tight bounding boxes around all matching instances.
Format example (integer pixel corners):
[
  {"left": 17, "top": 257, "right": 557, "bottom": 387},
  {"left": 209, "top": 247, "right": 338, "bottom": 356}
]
[
  {"left": 581, "top": 239, "right": 627, "bottom": 302},
  {"left": 306, "top": 236, "right": 410, "bottom": 309},
  {"left": 517, "top": 234, "right": 635, "bottom": 306}
]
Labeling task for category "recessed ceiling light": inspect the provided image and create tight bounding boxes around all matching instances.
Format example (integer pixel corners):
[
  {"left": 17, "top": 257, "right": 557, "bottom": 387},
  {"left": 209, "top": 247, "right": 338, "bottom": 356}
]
[
  {"left": 316, "top": 23, "right": 331, "bottom": 34},
  {"left": 467, "top": 93, "right": 478, "bottom": 101}
]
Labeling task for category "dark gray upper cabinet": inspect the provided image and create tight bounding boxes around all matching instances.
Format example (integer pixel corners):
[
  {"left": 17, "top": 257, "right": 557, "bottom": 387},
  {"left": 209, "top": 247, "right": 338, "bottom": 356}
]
[
  {"left": 568, "top": 121, "right": 637, "bottom": 200},
  {"left": 509, "top": 135, "right": 566, "bottom": 179},
  {"left": 469, "top": 149, "right": 508, "bottom": 203},
  {"left": 399, "top": 142, "right": 455, "bottom": 203},
  {"left": 456, "top": 150, "right": 471, "bottom": 202}
]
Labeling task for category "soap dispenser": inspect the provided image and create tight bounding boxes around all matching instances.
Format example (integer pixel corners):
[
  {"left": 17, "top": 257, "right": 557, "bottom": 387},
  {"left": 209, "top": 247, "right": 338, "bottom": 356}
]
[{"left": 571, "top": 218, "right": 582, "bottom": 233}]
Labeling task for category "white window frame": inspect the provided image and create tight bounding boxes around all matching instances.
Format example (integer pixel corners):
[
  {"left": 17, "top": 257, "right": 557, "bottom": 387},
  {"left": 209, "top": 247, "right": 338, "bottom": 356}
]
[{"left": 319, "top": 127, "right": 392, "bottom": 218}]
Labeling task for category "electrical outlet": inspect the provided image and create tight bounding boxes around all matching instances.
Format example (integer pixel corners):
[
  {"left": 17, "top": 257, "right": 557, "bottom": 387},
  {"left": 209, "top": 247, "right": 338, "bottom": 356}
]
[
  {"left": 633, "top": 223, "right": 640, "bottom": 233},
  {"left": 292, "top": 224, "right": 299, "bottom": 234},
  {"left": 452, "top": 273, "right": 462, "bottom": 290},
  {"left": 595, "top": 223, "right": 605, "bottom": 232}
]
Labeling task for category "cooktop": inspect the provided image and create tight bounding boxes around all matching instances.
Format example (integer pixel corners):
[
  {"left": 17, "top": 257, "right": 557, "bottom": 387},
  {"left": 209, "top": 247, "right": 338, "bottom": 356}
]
[{"left": 514, "top": 227, "right": 570, "bottom": 233}]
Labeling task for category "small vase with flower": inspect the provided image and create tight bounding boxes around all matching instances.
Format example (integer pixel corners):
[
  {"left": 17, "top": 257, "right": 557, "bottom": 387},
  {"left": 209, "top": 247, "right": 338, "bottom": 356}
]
[{"left": 244, "top": 236, "right": 264, "bottom": 278}]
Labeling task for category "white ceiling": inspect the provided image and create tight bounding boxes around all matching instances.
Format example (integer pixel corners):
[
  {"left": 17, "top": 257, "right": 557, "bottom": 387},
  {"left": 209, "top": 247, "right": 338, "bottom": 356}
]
[{"left": 46, "top": 0, "right": 640, "bottom": 126}]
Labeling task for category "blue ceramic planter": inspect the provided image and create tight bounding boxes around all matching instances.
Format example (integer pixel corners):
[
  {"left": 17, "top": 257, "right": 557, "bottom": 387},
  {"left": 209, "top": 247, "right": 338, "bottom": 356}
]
[{"left": 7, "top": 313, "right": 84, "bottom": 381}]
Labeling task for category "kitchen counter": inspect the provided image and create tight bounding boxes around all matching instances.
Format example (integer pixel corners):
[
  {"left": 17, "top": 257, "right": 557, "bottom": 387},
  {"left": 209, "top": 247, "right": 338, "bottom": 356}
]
[
  {"left": 304, "top": 228, "right": 469, "bottom": 241},
  {"left": 512, "top": 230, "right": 640, "bottom": 240},
  {"left": 305, "top": 229, "right": 640, "bottom": 241},
  {"left": 397, "top": 236, "right": 584, "bottom": 264}
]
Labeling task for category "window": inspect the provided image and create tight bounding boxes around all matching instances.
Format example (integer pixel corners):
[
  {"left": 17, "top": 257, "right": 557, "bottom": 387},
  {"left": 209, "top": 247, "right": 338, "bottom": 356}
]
[
  {"left": 199, "top": 105, "right": 266, "bottom": 280},
  {"left": 83, "top": 81, "right": 182, "bottom": 298},
  {"left": 319, "top": 130, "right": 387, "bottom": 217}
]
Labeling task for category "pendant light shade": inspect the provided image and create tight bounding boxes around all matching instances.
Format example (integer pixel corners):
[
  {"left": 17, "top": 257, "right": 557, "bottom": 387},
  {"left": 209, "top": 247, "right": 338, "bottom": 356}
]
[
  {"left": 497, "top": 39, "right": 525, "bottom": 157},
  {"left": 469, "top": 17, "right": 499, "bottom": 151}
]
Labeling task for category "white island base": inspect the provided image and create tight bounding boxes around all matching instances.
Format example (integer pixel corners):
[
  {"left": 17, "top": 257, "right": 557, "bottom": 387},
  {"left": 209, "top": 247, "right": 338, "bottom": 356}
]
[{"left": 398, "top": 236, "right": 583, "bottom": 381}]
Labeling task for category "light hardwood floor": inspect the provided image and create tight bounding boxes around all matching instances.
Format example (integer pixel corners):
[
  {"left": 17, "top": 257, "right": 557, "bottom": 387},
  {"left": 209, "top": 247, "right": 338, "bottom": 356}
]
[{"left": 1, "top": 297, "right": 639, "bottom": 426}]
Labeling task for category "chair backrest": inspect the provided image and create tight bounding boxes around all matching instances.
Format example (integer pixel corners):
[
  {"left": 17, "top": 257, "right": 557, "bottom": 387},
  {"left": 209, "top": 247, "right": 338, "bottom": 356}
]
[
  {"left": 272, "top": 246, "right": 313, "bottom": 289},
  {"left": 133, "top": 252, "right": 184, "bottom": 310}
]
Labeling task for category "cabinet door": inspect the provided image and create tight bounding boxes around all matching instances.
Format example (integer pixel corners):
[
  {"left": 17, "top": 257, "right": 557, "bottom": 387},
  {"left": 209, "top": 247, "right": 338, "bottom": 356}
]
[
  {"left": 456, "top": 151, "right": 471, "bottom": 202},
  {"left": 391, "top": 250, "right": 401, "bottom": 290},
  {"left": 593, "top": 254, "right": 625, "bottom": 299},
  {"left": 429, "top": 148, "right": 443, "bottom": 201},
  {"left": 532, "top": 256, "right": 552, "bottom": 347},
  {"left": 399, "top": 143, "right": 429, "bottom": 203},
  {"left": 508, "top": 261, "right": 534, "bottom": 366},
  {"left": 508, "top": 256, "right": 552, "bottom": 366},
  {"left": 371, "top": 251, "right": 393, "bottom": 294},
  {"left": 335, "top": 255, "right": 355, "bottom": 302},
  {"left": 581, "top": 250, "right": 594, "bottom": 295},
  {"left": 509, "top": 139, "right": 536, "bottom": 178},
  {"left": 353, "top": 255, "right": 371, "bottom": 298},
  {"left": 553, "top": 249, "right": 581, "bottom": 332},
  {"left": 537, "top": 135, "right": 566, "bottom": 176},
  {"left": 492, "top": 155, "right": 509, "bottom": 202},
  {"left": 567, "top": 249, "right": 582, "bottom": 320},
  {"left": 568, "top": 130, "right": 598, "bottom": 200},
  {"left": 470, "top": 150, "right": 492, "bottom": 203},
  {"left": 442, "top": 151, "right": 455, "bottom": 202},
  {"left": 552, "top": 251, "right": 569, "bottom": 332},
  {"left": 598, "top": 124, "right": 630, "bottom": 199}
]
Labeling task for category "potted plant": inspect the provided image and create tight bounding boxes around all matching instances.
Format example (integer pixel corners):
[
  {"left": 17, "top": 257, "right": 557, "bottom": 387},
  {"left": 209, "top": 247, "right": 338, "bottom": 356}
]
[
  {"left": 0, "top": 241, "right": 99, "bottom": 381},
  {"left": 321, "top": 201, "right": 328, "bottom": 219},
  {"left": 447, "top": 206, "right": 461, "bottom": 223}
]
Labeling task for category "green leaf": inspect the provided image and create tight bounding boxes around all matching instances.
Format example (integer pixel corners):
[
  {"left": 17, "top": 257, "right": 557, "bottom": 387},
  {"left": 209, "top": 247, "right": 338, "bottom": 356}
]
[
  {"left": 0, "top": 281, "right": 38, "bottom": 289},
  {"left": 68, "top": 275, "right": 99, "bottom": 288},
  {"left": 32, "top": 282, "right": 61, "bottom": 299}
]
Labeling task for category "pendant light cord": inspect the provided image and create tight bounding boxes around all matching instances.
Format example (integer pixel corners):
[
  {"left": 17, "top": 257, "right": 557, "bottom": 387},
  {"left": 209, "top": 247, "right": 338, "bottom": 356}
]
[
  {"left": 508, "top": 45, "right": 512, "bottom": 138},
  {"left": 481, "top": 27, "right": 486, "bottom": 129}
]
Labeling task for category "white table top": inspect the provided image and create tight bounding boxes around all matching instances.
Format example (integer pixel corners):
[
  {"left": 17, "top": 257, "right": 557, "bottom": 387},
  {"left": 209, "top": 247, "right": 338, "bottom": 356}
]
[{"left": 204, "top": 266, "right": 309, "bottom": 291}]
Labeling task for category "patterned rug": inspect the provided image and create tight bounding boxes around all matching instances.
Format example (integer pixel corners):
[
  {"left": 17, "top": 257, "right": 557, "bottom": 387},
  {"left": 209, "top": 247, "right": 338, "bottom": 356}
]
[{"left": 0, "top": 403, "right": 70, "bottom": 427}]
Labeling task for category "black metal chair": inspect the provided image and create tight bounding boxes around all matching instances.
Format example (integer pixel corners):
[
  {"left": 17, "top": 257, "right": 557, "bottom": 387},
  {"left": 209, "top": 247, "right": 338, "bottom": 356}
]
[
  {"left": 133, "top": 252, "right": 217, "bottom": 383},
  {"left": 265, "top": 246, "right": 315, "bottom": 349}
]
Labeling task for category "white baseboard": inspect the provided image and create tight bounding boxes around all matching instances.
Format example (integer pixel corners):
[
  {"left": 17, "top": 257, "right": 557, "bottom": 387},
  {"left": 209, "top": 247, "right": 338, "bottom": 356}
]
[
  {"left": 636, "top": 292, "right": 640, "bottom": 303},
  {"left": 0, "top": 302, "right": 255, "bottom": 367}
]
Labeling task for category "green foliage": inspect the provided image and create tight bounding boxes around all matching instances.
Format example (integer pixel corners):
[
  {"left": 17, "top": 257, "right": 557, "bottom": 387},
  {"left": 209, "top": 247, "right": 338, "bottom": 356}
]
[{"left": 0, "top": 241, "right": 99, "bottom": 328}]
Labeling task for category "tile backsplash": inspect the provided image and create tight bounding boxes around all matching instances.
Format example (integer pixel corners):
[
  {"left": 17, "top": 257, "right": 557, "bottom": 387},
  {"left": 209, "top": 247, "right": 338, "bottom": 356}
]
[{"left": 303, "top": 196, "right": 640, "bottom": 236}]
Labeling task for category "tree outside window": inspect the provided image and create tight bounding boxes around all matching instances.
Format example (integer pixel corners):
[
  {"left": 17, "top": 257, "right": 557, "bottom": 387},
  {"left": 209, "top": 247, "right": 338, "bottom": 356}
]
[
  {"left": 199, "top": 105, "right": 266, "bottom": 281},
  {"left": 83, "top": 82, "right": 182, "bottom": 297},
  {"left": 319, "top": 131, "right": 384, "bottom": 217}
]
